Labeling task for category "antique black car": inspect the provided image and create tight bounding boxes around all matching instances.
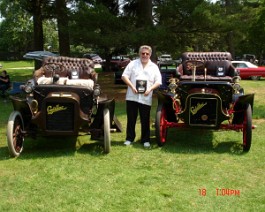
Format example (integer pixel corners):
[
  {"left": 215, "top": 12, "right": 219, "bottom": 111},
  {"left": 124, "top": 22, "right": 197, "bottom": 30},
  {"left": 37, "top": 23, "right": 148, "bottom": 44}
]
[
  {"left": 7, "top": 56, "right": 121, "bottom": 157},
  {"left": 155, "top": 52, "right": 255, "bottom": 152}
]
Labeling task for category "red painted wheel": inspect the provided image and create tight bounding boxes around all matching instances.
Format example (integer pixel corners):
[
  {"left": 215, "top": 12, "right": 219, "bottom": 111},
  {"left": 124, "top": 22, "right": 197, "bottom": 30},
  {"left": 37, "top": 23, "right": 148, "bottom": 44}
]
[
  {"left": 243, "top": 104, "right": 252, "bottom": 152},
  {"left": 155, "top": 104, "right": 168, "bottom": 146}
]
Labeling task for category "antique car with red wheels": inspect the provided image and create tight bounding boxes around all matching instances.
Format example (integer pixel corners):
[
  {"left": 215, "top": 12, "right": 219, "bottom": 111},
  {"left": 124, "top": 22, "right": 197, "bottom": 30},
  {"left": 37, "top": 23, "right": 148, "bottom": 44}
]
[
  {"left": 7, "top": 56, "right": 121, "bottom": 157},
  {"left": 155, "top": 52, "right": 255, "bottom": 152}
]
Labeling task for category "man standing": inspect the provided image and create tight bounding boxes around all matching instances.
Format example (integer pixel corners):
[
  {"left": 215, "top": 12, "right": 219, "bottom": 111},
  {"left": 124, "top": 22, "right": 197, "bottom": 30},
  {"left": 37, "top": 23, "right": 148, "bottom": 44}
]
[
  {"left": 0, "top": 70, "right": 11, "bottom": 98},
  {"left": 121, "top": 45, "right": 162, "bottom": 148}
]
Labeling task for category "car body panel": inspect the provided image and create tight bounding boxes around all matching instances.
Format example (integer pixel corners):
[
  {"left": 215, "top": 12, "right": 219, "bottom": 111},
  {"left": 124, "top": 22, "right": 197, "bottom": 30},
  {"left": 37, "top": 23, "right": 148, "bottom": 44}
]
[
  {"left": 103, "top": 55, "right": 131, "bottom": 72},
  {"left": 158, "top": 54, "right": 173, "bottom": 65},
  {"left": 232, "top": 61, "right": 265, "bottom": 79},
  {"left": 158, "top": 63, "right": 176, "bottom": 89},
  {"left": 159, "top": 54, "right": 172, "bottom": 61},
  {"left": 83, "top": 53, "right": 103, "bottom": 64}
]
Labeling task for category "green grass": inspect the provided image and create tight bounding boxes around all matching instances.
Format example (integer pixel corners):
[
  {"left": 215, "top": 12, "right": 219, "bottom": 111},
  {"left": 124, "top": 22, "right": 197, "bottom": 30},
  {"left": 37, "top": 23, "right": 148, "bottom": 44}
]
[
  {"left": 1, "top": 60, "right": 34, "bottom": 82},
  {"left": 0, "top": 61, "right": 265, "bottom": 211}
]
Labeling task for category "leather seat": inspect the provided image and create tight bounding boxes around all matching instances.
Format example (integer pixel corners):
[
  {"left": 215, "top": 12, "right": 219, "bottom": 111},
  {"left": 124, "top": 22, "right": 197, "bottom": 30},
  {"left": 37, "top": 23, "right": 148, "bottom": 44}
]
[
  {"left": 180, "top": 52, "right": 237, "bottom": 81},
  {"left": 42, "top": 56, "right": 97, "bottom": 82}
]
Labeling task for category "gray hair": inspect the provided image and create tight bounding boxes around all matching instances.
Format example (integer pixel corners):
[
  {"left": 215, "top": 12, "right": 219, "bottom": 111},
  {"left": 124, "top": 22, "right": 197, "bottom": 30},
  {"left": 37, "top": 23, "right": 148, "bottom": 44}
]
[{"left": 139, "top": 45, "right": 152, "bottom": 55}]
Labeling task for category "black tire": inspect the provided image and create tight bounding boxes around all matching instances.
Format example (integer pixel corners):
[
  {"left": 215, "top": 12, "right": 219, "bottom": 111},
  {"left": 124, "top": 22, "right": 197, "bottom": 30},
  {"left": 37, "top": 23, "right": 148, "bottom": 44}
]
[
  {"left": 243, "top": 104, "right": 252, "bottom": 152},
  {"left": 103, "top": 108, "right": 111, "bottom": 153},
  {"left": 155, "top": 104, "right": 168, "bottom": 146},
  {"left": 6, "top": 111, "right": 25, "bottom": 157},
  {"left": 250, "top": 76, "right": 261, "bottom": 80}
]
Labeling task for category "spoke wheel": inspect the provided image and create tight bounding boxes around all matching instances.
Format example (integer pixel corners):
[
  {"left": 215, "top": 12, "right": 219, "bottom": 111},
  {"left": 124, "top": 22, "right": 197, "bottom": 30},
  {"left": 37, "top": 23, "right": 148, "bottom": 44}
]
[
  {"left": 155, "top": 104, "right": 168, "bottom": 146},
  {"left": 103, "top": 108, "right": 111, "bottom": 153},
  {"left": 7, "top": 111, "right": 25, "bottom": 157},
  {"left": 243, "top": 104, "right": 252, "bottom": 152}
]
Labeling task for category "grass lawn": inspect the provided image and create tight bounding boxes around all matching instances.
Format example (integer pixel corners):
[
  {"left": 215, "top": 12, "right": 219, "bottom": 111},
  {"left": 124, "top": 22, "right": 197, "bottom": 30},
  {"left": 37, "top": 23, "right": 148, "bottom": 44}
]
[{"left": 0, "top": 61, "right": 264, "bottom": 211}]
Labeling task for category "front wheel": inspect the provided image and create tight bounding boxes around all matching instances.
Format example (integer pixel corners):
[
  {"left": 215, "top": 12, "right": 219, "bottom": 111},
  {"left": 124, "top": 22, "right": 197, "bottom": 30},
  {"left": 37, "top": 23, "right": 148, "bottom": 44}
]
[
  {"left": 103, "top": 108, "right": 111, "bottom": 153},
  {"left": 155, "top": 104, "right": 168, "bottom": 146},
  {"left": 243, "top": 104, "right": 252, "bottom": 152},
  {"left": 7, "top": 111, "right": 25, "bottom": 157}
]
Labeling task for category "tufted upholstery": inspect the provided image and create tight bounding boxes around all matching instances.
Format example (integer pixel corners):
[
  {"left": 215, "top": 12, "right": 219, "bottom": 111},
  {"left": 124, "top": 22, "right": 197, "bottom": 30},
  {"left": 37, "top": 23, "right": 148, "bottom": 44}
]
[
  {"left": 182, "top": 52, "right": 232, "bottom": 61},
  {"left": 41, "top": 56, "right": 97, "bottom": 82},
  {"left": 180, "top": 52, "right": 236, "bottom": 81}
]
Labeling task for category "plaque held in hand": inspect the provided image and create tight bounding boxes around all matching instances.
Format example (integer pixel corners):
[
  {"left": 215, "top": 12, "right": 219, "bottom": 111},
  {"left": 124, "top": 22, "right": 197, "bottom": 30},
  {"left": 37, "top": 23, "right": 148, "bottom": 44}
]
[{"left": 136, "top": 80, "right": 147, "bottom": 93}]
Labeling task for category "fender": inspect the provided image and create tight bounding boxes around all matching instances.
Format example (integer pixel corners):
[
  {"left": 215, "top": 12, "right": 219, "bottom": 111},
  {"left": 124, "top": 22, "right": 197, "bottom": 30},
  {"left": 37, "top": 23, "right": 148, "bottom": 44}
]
[
  {"left": 90, "top": 98, "right": 122, "bottom": 132},
  {"left": 232, "top": 93, "right": 254, "bottom": 124},
  {"left": 10, "top": 96, "right": 33, "bottom": 126},
  {"left": 156, "top": 90, "right": 174, "bottom": 105},
  {"left": 156, "top": 90, "right": 177, "bottom": 122},
  {"left": 234, "top": 93, "right": 254, "bottom": 111}
]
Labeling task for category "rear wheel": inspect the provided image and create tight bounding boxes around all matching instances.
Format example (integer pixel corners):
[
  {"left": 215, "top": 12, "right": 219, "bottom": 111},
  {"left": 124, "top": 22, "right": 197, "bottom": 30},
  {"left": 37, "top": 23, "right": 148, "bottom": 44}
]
[
  {"left": 155, "top": 104, "right": 168, "bottom": 146},
  {"left": 103, "top": 108, "right": 111, "bottom": 153},
  {"left": 7, "top": 111, "right": 25, "bottom": 157},
  {"left": 243, "top": 104, "right": 252, "bottom": 152},
  {"left": 250, "top": 76, "right": 261, "bottom": 80}
]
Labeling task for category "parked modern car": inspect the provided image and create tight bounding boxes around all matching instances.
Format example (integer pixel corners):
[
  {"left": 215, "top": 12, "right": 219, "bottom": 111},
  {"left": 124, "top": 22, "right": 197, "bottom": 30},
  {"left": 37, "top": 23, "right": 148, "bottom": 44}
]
[
  {"left": 231, "top": 61, "right": 265, "bottom": 80},
  {"left": 159, "top": 54, "right": 172, "bottom": 61},
  {"left": 158, "top": 63, "right": 176, "bottom": 89},
  {"left": 83, "top": 53, "right": 104, "bottom": 64},
  {"left": 102, "top": 55, "right": 131, "bottom": 72},
  {"left": 23, "top": 51, "right": 59, "bottom": 61},
  {"left": 114, "top": 71, "right": 124, "bottom": 84},
  {"left": 158, "top": 54, "right": 173, "bottom": 65}
]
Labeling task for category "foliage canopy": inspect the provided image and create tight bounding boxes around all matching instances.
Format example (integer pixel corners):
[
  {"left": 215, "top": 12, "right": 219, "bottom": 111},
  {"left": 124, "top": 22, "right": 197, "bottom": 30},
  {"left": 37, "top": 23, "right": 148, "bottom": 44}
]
[{"left": 0, "top": 0, "right": 264, "bottom": 61}]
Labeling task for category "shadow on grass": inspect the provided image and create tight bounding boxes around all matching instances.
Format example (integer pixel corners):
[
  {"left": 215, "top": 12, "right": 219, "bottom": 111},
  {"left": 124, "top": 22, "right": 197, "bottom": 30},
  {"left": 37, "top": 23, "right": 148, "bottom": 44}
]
[
  {"left": 0, "top": 128, "right": 246, "bottom": 160},
  {"left": 150, "top": 128, "right": 245, "bottom": 155},
  {"left": 0, "top": 134, "right": 113, "bottom": 160}
]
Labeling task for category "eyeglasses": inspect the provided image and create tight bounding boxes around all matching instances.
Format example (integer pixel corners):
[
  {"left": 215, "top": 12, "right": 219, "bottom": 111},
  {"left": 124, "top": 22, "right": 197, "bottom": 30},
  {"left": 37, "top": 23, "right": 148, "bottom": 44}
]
[{"left": 141, "top": 52, "right": 150, "bottom": 56}]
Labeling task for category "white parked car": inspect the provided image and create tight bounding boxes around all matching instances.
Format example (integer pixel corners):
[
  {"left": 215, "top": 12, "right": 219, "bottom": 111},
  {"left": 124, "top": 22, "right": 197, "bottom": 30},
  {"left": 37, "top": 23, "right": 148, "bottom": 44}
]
[
  {"left": 158, "top": 54, "right": 173, "bottom": 65},
  {"left": 159, "top": 54, "right": 172, "bottom": 62},
  {"left": 231, "top": 61, "right": 265, "bottom": 80}
]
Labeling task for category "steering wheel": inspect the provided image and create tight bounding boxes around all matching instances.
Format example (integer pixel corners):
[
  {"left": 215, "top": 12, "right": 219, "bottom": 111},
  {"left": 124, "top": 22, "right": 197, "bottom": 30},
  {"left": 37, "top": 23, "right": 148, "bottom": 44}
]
[
  {"left": 185, "top": 60, "right": 205, "bottom": 71},
  {"left": 44, "top": 63, "right": 65, "bottom": 73},
  {"left": 43, "top": 63, "right": 66, "bottom": 83}
]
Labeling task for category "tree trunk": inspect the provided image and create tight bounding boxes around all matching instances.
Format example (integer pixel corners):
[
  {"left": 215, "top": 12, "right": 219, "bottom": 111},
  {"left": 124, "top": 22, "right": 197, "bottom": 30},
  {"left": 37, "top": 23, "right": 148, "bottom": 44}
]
[
  {"left": 137, "top": 0, "right": 153, "bottom": 27},
  {"left": 137, "top": 0, "right": 157, "bottom": 62},
  {"left": 33, "top": 0, "right": 44, "bottom": 69},
  {"left": 56, "top": 0, "right": 70, "bottom": 56}
]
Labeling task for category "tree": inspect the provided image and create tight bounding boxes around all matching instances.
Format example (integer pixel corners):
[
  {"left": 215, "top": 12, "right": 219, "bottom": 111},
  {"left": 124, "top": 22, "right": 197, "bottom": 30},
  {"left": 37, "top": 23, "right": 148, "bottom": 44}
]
[
  {"left": 1, "top": 0, "right": 265, "bottom": 61},
  {"left": 56, "top": 0, "right": 70, "bottom": 56},
  {"left": 70, "top": 1, "right": 130, "bottom": 57},
  {"left": 0, "top": 0, "right": 33, "bottom": 58},
  {"left": 246, "top": 2, "right": 265, "bottom": 63},
  {"left": 0, "top": 0, "right": 71, "bottom": 57}
]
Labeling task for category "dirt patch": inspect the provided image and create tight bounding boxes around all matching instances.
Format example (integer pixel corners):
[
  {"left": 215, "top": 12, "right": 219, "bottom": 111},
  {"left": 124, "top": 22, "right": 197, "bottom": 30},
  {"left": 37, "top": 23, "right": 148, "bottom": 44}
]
[{"left": 97, "top": 72, "right": 127, "bottom": 101}]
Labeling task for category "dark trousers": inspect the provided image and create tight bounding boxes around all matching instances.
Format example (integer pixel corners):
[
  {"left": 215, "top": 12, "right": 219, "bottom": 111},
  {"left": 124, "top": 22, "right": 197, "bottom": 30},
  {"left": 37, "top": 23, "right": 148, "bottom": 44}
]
[
  {"left": 0, "top": 84, "right": 9, "bottom": 97},
  {"left": 126, "top": 100, "right": 151, "bottom": 143}
]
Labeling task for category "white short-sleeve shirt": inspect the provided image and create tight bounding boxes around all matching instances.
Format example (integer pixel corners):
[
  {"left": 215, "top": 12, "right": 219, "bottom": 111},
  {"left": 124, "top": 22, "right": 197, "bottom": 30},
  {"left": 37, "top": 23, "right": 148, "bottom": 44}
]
[{"left": 122, "top": 58, "right": 162, "bottom": 106}]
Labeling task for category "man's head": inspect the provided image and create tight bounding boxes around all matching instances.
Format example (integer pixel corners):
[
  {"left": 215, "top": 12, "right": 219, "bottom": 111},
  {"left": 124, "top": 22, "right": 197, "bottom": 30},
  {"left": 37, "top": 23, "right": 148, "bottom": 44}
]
[
  {"left": 139, "top": 45, "right": 152, "bottom": 65},
  {"left": 1, "top": 70, "right": 7, "bottom": 76}
]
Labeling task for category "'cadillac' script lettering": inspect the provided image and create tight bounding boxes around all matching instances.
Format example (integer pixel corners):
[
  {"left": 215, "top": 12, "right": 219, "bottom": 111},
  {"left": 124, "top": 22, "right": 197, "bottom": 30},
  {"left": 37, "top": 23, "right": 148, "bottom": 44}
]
[
  {"left": 190, "top": 102, "right": 207, "bottom": 115},
  {"left": 47, "top": 105, "right": 67, "bottom": 115}
]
